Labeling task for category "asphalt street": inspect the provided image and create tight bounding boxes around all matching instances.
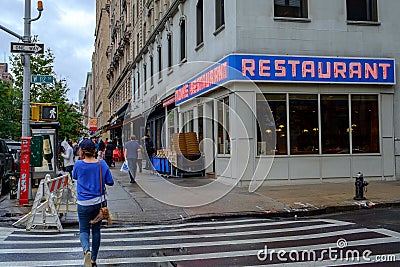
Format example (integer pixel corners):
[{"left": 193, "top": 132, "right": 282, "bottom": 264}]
[{"left": 0, "top": 208, "right": 399, "bottom": 266}]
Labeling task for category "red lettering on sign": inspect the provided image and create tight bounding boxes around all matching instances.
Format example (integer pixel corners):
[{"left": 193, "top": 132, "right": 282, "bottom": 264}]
[
  {"left": 288, "top": 60, "right": 300, "bottom": 77},
  {"left": 318, "top": 62, "right": 331, "bottom": 79},
  {"left": 259, "top": 60, "right": 271, "bottom": 77},
  {"left": 242, "top": 59, "right": 255, "bottom": 76},
  {"left": 379, "top": 63, "right": 391, "bottom": 79},
  {"left": 334, "top": 62, "right": 347, "bottom": 78},
  {"left": 302, "top": 61, "right": 315, "bottom": 78},
  {"left": 275, "top": 60, "right": 286, "bottom": 77},
  {"left": 365, "top": 63, "right": 378, "bottom": 79},
  {"left": 349, "top": 62, "right": 362, "bottom": 79}
]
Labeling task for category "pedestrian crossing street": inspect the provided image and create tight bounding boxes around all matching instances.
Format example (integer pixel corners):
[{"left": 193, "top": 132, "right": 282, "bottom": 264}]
[{"left": 0, "top": 217, "right": 399, "bottom": 266}]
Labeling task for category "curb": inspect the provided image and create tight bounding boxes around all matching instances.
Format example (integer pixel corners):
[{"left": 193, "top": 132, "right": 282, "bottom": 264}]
[{"left": 2, "top": 201, "right": 399, "bottom": 227}]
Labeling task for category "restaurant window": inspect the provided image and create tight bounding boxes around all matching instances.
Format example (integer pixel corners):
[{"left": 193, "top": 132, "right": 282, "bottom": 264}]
[
  {"left": 321, "top": 95, "right": 350, "bottom": 154},
  {"left": 351, "top": 95, "right": 379, "bottom": 153},
  {"left": 215, "top": 0, "right": 225, "bottom": 30},
  {"left": 196, "top": 0, "right": 204, "bottom": 46},
  {"left": 217, "top": 96, "right": 230, "bottom": 154},
  {"left": 346, "top": 0, "right": 378, "bottom": 22},
  {"left": 289, "top": 94, "right": 318, "bottom": 154},
  {"left": 257, "top": 94, "right": 287, "bottom": 155},
  {"left": 183, "top": 110, "right": 194, "bottom": 133},
  {"left": 274, "top": 0, "right": 308, "bottom": 18}
]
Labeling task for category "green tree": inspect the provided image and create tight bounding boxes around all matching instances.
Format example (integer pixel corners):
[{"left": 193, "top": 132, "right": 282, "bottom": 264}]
[
  {"left": 0, "top": 80, "right": 21, "bottom": 139},
  {"left": 10, "top": 48, "right": 86, "bottom": 140}
]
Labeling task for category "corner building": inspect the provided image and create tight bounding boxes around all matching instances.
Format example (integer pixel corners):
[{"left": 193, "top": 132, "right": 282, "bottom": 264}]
[{"left": 123, "top": 0, "right": 399, "bottom": 186}]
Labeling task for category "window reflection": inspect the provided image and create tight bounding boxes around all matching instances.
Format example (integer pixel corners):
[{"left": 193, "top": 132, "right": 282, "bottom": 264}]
[
  {"left": 289, "top": 94, "right": 319, "bottom": 154},
  {"left": 351, "top": 95, "right": 379, "bottom": 153},
  {"left": 321, "top": 95, "right": 350, "bottom": 154},
  {"left": 257, "top": 94, "right": 286, "bottom": 155}
]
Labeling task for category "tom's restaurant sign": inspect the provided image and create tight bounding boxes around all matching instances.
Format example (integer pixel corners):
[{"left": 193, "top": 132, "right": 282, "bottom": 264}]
[{"left": 175, "top": 54, "right": 395, "bottom": 105}]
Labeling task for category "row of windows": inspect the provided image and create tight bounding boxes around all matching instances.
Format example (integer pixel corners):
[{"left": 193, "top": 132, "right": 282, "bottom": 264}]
[
  {"left": 256, "top": 93, "right": 379, "bottom": 156},
  {"left": 275, "top": 0, "right": 378, "bottom": 22},
  {"left": 133, "top": 0, "right": 225, "bottom": 100},
  {"left": 134, "top": 0, "right": 379, "bottom": 100}
]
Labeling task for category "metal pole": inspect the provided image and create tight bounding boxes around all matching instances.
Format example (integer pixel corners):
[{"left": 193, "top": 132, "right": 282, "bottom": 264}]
[{"left": 21, "top": 0, "right": 31, "bottom": 137}]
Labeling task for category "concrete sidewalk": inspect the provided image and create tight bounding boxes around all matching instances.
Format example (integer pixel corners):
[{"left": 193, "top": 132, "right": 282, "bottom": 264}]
[
  {"left": 108, "top": 162, "right": 400, "bottom": 224},
  {"left": 1, "top": 161, "right": 400, "bottom": 226}
]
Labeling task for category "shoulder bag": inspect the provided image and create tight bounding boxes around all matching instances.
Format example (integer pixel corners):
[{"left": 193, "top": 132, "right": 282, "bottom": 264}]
[{"left": 90, "top": 161, "right": 112, "bottom": 225}]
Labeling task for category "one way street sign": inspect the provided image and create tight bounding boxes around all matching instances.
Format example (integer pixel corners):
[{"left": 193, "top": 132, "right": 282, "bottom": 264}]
[{"left": 10, "top": 42, "right": 44, "bottom": 54}]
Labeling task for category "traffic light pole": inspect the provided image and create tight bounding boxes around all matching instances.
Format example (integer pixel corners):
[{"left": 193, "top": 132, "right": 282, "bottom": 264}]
[{"left": 22, "top": 0, "right": 32, "bottom": 137}]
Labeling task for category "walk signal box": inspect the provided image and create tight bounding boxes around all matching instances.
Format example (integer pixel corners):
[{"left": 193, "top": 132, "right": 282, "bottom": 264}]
[
  {"left": 41, "top": 106, "right": 58, "bottom": 121},
  {"left": 30, "top": 104, "right": 58, "bottom": 121}
]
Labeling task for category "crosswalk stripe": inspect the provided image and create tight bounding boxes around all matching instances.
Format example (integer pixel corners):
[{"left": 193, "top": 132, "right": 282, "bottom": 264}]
[
  {"left": 10, "top": 217, "right": 275, "bottom": 233},
  {"left": 0, "top": 227, "right": 379, "bottom": 254},
  {"left": 8, "top": 219, "right": 349, "bottom": 238},
  {"left": 9, "top": 218, "right": 352, "bottom": 236},
  {"left": 2, "top": 220, "right": 354, "bottom": 244}
]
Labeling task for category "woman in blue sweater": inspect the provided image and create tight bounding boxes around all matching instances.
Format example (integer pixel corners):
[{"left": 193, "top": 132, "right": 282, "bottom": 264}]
[{"left": 72, "top": 139, "right": 114, "bottom": 267}]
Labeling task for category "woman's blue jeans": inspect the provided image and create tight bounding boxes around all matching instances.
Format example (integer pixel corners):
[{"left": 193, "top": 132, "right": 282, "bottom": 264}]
[{"left": 77, "top": 203, "right": 102, "bottom": 261}]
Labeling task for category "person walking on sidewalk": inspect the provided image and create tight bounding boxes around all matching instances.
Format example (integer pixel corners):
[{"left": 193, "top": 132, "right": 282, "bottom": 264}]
[
  {"left": 143, "top": 134, "right": 155, "bottom": 169},
  {"left": 72, "top": 139, "right": 114, "bottom": 267},
  {"left": 60, "top": 140, "right": 74, "bottom": 178},
  {"left": 124, "top": 135, "right": 140, "bottom": 183},
  {"left": 104, "top": 140, "right": 116, "bottom": 167}
]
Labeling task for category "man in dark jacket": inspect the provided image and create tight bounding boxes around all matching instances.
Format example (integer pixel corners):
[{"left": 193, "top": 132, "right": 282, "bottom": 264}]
[
  {"left": 143, "top": 135, "right": 154, "bottom": 169},
  {"left": 104, "top": 140, "right": 116, "bottom": 167}
]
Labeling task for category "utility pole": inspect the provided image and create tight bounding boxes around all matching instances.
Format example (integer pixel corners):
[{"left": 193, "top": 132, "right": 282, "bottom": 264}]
[
  {"left": 22, "top": 0, "right": 43, "bottom": 137},
  {"left": 0, "top": 0, "right": 43, "bottom": 137}
]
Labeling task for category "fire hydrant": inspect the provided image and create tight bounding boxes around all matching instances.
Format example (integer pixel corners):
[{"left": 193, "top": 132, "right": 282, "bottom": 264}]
[{"left": 354, "top": 172, "right": 368, "bottom": 200}]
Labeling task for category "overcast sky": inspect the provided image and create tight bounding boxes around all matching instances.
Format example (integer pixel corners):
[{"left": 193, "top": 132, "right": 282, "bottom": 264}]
[{"left": 0, "top": 0, "right": 95, "bottom": 103}]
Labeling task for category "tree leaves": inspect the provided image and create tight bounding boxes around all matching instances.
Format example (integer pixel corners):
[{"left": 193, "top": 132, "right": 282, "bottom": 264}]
[{"left": 8, "top": 48, "right": 86, "bottom": 140}]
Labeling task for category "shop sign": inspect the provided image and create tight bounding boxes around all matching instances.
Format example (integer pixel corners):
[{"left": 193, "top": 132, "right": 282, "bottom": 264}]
[
  {"left": 175, "top": 54, "right": 395, "bottom": 105},
  {"left": 89, "top": 118, "right": 98, "bottom": 131},
  {"left": 233, "top": 54, "right": 395, "bottom": 85},
  {"left": 163, "top": 95, "right": 176, "bottom": 107},
  {"left": 175, "top": 60, "right": 229, "bottom": 105}
]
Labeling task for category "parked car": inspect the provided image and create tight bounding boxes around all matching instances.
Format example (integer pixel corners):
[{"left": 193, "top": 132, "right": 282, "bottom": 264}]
[{"left": 0, "top": 138, "right": 14, "bottom": 195}]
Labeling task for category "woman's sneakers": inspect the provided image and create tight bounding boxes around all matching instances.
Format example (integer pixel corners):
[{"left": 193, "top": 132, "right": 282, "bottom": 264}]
[{"left": 83, "top": 250, "right": 92, "bottom": 267}]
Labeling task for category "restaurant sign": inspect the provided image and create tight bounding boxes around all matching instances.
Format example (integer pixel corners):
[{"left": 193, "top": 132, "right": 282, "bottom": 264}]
[{"left": 175, "top": 54, "right": 395, "bottom": 105}]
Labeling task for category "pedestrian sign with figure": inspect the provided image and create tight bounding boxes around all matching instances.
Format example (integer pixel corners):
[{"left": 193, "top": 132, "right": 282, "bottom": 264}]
[{"left": 41, "top": 105, "right": 58, "bottom": 121}]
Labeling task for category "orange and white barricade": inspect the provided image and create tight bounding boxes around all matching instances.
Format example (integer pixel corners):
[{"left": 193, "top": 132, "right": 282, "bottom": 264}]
[{"left": 13, "top": 173, "right": 77, "bottom": 232}]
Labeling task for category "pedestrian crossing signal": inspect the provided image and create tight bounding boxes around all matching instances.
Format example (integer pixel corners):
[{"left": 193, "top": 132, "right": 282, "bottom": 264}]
[{"left": 41, "top": 105, "right": 58, "bottom": 121}]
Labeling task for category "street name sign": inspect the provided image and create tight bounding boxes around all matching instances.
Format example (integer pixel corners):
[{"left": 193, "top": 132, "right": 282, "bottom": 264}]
[
  {"left": 10, "top": 42, "right": 44, "bottom": 54},
  {"left": 31, "top": 75, "right": 53, "bottom": 84}
]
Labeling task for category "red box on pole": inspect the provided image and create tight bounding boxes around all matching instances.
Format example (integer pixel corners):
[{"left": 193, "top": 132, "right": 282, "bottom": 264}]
[{"left": 19, "top": 137, "right": 31, "bottom": 205}]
